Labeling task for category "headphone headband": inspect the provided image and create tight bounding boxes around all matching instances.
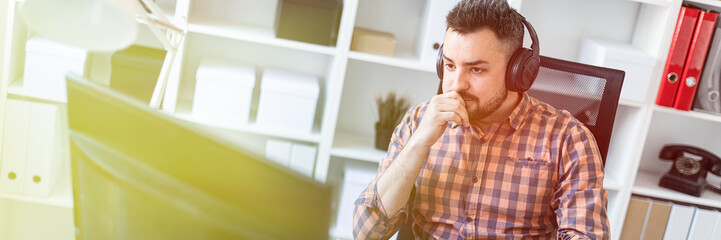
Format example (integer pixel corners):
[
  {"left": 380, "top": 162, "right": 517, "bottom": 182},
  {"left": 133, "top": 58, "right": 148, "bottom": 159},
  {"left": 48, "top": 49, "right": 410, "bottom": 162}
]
[{"left": 523, "top": 17, "right": 539, "bottom": 61}]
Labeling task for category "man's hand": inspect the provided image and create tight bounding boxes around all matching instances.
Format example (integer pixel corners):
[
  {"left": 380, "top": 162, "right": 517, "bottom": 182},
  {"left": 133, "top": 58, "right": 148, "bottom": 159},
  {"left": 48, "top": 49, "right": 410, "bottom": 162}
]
[{"left": 410, "top": 91, "right": 470, "bottom": 148}]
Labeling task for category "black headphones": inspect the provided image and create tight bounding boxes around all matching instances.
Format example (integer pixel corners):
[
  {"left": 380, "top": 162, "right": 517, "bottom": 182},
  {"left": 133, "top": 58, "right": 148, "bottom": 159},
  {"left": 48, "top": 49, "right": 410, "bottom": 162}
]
[{"left": 436, "top": 17, "right": 540, "bottom": 93}]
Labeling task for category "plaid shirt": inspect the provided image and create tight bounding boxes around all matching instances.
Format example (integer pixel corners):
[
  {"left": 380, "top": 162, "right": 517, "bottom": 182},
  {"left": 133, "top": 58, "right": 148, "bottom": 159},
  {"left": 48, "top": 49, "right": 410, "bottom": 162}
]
[{"left": 353, "top": 93, "right": 609, "bottom": 239}]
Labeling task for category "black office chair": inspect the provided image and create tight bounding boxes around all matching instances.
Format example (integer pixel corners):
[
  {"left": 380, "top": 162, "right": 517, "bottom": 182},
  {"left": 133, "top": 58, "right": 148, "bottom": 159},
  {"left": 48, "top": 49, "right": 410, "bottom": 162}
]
[{"left": 396, "top": 55, "right": 625, "bottom": 239}]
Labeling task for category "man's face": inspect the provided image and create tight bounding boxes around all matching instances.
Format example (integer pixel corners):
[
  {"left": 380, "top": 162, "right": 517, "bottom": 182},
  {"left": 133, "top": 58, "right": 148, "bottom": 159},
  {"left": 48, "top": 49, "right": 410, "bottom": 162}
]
[{"left": 441, "top": 28, "right": 510, "bottom": 122}]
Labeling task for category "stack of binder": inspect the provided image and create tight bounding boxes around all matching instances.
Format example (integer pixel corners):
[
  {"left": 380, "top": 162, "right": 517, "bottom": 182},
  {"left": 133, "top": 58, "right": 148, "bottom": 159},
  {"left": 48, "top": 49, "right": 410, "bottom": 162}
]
[
  {"left": 620, "top": 196, "right": 721, "bottom": 239},
  {"left": 656, "top": 6, "right": 720, "bottom": 112},
  {"left": 0, "top": 99, "right": 64, "bottom": 197}
]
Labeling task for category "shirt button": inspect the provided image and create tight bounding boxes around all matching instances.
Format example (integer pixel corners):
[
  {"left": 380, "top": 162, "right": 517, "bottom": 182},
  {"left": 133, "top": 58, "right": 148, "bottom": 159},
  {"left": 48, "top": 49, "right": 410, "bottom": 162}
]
[
  {"left": 472, "top": 177, "right": 478, "bottom": 183},
  {"left": 466, "top": 217, "right": 473, "bottom": 222}
]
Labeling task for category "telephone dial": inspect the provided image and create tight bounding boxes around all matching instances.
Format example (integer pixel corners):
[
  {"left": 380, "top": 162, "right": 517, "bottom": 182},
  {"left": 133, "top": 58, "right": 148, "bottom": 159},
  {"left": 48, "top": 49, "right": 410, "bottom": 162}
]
[{"left": 658, "top": 144, "right": 721, "bottom": 197}]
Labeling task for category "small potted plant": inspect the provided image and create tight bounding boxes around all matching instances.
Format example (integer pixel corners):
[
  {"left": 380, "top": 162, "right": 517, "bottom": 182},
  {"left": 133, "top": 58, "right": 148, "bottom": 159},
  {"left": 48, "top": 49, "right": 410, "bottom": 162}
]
[{"left": 375, "top": 91, "right": 411, "bottom": 151}]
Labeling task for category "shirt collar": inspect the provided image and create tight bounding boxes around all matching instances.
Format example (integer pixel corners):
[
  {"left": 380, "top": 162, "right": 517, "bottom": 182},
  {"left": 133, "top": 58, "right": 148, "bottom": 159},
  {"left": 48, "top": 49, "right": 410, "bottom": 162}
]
[{"left": 508, "top": 92, "right": 533, "bottom": 130}]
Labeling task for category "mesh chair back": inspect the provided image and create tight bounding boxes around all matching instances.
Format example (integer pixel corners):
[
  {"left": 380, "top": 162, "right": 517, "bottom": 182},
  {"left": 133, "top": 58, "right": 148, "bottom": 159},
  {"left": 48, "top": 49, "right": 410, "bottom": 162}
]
[{"left": 527, "top": 56, "right": 624, "bottom": 163}]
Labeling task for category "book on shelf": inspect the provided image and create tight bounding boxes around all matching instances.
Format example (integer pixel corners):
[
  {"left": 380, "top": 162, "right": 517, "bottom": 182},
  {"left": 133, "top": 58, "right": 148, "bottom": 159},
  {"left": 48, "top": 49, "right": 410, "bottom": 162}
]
[
  {"left": 662, "top": 202, "right": 695, "bottom": 240},
  {"left": 620, "top": 197, "right": 651, "bottom": 240},
  {"left": 620, "top": 196, "right": 721, "bottom": 240}
]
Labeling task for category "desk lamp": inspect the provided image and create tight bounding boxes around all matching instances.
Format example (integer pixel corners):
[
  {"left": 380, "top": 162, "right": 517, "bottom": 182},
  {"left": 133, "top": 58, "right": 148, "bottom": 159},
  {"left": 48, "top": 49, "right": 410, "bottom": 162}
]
[{"left": 20, "top": 0, "right": 186, "bottom": 110}]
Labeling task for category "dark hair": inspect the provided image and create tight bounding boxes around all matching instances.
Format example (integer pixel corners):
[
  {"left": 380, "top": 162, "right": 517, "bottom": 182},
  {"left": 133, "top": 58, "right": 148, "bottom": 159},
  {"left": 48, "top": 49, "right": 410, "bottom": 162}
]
[{"left": 446, "top": 0, "right": 524, "bottom": 58}]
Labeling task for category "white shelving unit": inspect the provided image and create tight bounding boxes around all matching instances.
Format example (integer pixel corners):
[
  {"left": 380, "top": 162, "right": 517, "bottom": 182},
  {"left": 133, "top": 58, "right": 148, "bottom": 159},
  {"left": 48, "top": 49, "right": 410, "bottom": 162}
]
[
  {"left": 1, "top": 0, "right": 720, "bottom": 239},
  {"left": 330, "top": 132, "right": 386, "bottom": 163},
  {"left": 0, "top": 0, "right": 75, "bottom": 238}
]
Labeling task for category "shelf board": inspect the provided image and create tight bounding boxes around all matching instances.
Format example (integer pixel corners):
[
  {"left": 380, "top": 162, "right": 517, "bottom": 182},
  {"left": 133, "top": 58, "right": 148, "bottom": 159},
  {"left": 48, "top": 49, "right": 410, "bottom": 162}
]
[
  {"left": 618, "top": 99, "right": 645, "bottom": 108},
  {"left": 331, "top": 132, "right": 387, "bottom": 163},
  {"left": 685, "top": 0, "right": 721, "bottom": 9},
  {"left": 174, "top": 111, "right": 321, "bottom": 143},
  {"left": 626, "top": 0, "right": 672, "bottom": 7},
  {"left": 7, "top": 76, "right": 66, "bottom": 104},
  {"left": 632, "top": 170, "right": 721, "bottom": 209},
  {"left": 348, "top": 50, "right": 435, "bottom": 73},
  {"left": 653, "top": 105, "right": 721, "bottom": 123},
  {"left": 188, "top": 19, "right": 336, "bottom": 56},
  {"left": 0, "top": 187, "right": 73, "bottom": 209}
]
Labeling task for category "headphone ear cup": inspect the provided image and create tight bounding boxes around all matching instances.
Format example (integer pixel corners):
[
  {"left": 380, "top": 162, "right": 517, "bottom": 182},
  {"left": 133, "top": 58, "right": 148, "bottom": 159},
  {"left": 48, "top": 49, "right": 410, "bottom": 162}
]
[
  {"left": 505, "top": 48, "right": 539, "bottom": 92},
  {"left": 521, "top": 53, "right": 540, "bottom": 91}
]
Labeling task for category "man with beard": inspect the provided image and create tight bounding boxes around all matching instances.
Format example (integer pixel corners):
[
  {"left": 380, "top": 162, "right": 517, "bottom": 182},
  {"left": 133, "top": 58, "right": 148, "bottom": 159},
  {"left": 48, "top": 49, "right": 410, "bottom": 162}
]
[{"left": 353, "top": 0, "right": 609, "bottom": 239}]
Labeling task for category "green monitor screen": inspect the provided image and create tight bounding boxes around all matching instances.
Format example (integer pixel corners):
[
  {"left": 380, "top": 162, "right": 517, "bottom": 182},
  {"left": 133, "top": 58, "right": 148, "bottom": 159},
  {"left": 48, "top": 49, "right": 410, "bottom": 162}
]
[{"left": 66, "top": 73, "right": 330, "bottom": 239}]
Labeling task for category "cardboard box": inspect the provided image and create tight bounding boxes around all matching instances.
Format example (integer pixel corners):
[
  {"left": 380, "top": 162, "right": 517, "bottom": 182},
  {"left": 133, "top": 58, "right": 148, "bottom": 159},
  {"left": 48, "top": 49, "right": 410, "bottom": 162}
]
[
  {"left": 110, "top": 45, "right": 167, "bottom": 104},
  {"left": 351, "top": 27, "right": 397, "bottom": 57},
  {"left": 275, "top": 0, "right": 343, "bottom": 46},
  {"left": 192, "top": 57, "right": 256, "bottom": 128},
  {"left": 257, "top": 68, "right": 319, "bottom": 134}
]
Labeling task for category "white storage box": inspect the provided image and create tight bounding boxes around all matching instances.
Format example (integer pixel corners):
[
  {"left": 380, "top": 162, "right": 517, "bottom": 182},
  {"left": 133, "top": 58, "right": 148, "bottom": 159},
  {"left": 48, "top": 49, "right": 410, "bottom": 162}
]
[
  {"left": 289, "top": 143, "right": 317, "bottom": 177},
  {"left": 265, "top": 139, "right": 292, "bottom": 166},
  {"left": 192, "top": 57, "right": 255, "bottom": 128},
  {"left": 335, "top": 164, "right": 377, "bottom": 238},
  {"left": 23, "top": 38, "right": 87, "bottom": 102},
  {"left": 578, "top": 38, "right": 655, "bottom": 103},
  {"left": 265, "top": 140, "right": 316, "bottom": 177},
  {"left": 257, "top": 68, "right": 319, "bottom": 133}
]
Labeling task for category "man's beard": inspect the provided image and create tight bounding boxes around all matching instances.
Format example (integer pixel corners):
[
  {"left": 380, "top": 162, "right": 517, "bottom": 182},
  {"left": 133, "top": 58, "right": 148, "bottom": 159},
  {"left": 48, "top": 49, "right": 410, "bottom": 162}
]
[{"left": 462, "top": 87, "right": 508, "bottom": 122}]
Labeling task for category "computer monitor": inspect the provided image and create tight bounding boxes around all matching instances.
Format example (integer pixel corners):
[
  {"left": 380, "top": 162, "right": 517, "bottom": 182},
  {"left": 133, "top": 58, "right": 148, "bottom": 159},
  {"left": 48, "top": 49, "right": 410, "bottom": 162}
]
[{"left": 66, "top": 73, "right": 330, "bottom": 239}]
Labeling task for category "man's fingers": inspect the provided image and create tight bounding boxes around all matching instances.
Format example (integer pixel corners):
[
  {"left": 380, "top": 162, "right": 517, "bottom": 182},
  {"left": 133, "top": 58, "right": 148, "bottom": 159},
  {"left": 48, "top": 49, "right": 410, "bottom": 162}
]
[
  {"left": 432, "top": 91, "right": 464, "bottom": 105},
  {"left": 436, "top": 112, "right": 464, "bottom": 127},
  {"left": 440, "top": 91, "right": 465, "bottom": 107},
  {"left": 433, "top": 100, "right": 470, "bottom": 127}
]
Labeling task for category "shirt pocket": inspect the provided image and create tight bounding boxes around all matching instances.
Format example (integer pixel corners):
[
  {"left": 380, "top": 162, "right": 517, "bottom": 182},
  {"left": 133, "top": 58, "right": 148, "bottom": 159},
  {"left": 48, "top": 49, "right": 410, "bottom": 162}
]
[{"left": 484, "top": 153, "right": 557, "bottom": 222}]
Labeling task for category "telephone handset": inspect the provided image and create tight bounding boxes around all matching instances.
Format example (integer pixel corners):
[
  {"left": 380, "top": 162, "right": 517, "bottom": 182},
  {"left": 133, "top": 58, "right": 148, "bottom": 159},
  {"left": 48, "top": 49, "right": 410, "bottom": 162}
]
[{"left": 658, "top": 144, "right": 721, "bottom": 197}]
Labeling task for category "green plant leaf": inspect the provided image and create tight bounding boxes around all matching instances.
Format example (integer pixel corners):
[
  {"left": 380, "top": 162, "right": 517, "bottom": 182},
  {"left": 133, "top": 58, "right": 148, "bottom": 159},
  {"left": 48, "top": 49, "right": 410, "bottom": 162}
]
[{"left": 375, "top": 91, "right": 411, "bottom": 129}]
